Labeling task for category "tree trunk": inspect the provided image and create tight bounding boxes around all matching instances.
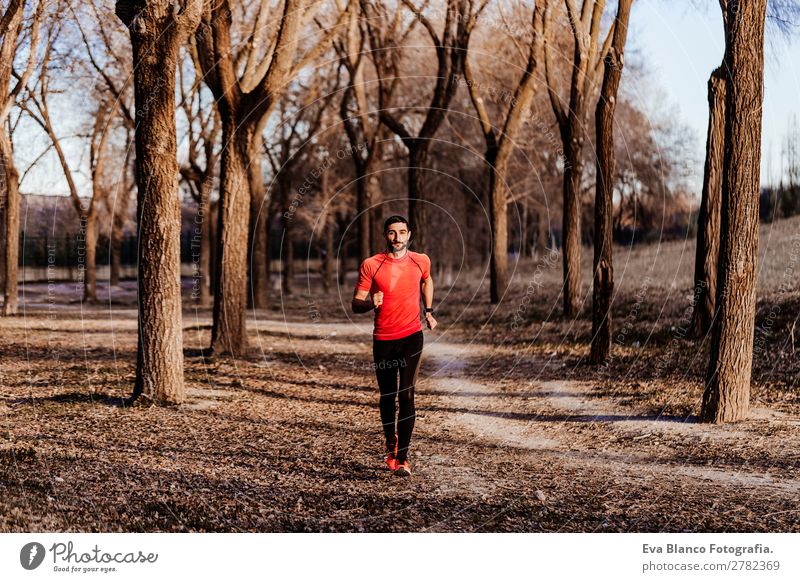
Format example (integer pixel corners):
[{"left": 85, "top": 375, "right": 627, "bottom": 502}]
[
  {"left": 487, "top": 148, "right": 508, "bottom": 304},
  {"left": 249, "top": 129, "right": 269, "bottom": 309},
  {"left": 197, "top": 173, "right": 213, "bottom": 307},
  {"left": 691, "top": 66, "right": 726, "bottom": 339},
  {"left": 0, "top": 173, "right": 6, "bottom": 294},
  {"left": 591, "top": 0, "right": 632, "bottom": 365},
  {"left": 209, "top": 199, "right": 218, "bottom": 302},
  {"left": 368, "top": 152, "right": 384, "bottom": 255},
  {"left": 83, "top": 207, "right": 98, "bottom": 302},
  {"left": 520, "top": 203, "right": 528, "bottom": 259},
  {"left": 356, "top": 177, "right": 370, "bottom": 262},
  {"left": 323, "top": 215, "right": 334, "bottom": 292},
  {"left": 211, "top": 116, "right": 252, "bottom": 356},
  {"left": 408, "top": 144, "right": 428, "bottom": 251},
  {"left": 538, "top": 209, "right": 551, "bottom": 255},
  {"left": 110, "top": 156, "right": 133, "bottom": 287},
  {"left": 337, "top": 213, "right": 349, "bottom": 285},
  {"left": 109, "top": 202, "right": 125, "bottom": 287},
  {"left": 281, "top": 213, "right": 294, "bottom": 296},
  {"left": 562, "top": 125, "right": 584, "bottom": 317},
  {"left": 1, "top": 132, "right": 19, "bottom": 316},
  {"left": 702, "top": 0, "right": 767, "bottom": 424},
  {"left": 118, "top": 0, "right": 198, "bottom": 405}
]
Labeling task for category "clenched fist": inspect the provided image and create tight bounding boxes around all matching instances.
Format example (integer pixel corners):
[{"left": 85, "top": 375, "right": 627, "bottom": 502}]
[{"left": 372, "top": 291, "right": 384, "bottom": 309}]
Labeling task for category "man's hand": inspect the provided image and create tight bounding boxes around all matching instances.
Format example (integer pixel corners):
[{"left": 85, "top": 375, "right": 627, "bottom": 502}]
[
  {"left": 425, "top": 312, "right": 437, "bottom": 330},
  {"left": 372, "top": 291, "right": 384, "bottom": 309}
]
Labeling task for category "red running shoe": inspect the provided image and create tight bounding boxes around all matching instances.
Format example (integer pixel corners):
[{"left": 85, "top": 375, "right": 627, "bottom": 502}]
[
  {"left": 394, "top": 461, "right": 412, "bottom": 477},
  {"left": 385, "top": 436, "right": 399, "bottom": 471}
]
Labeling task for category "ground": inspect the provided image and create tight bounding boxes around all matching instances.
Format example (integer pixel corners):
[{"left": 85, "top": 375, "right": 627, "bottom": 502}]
[{"left": 1, "top": 220, "right": 799, "bottom": 532}]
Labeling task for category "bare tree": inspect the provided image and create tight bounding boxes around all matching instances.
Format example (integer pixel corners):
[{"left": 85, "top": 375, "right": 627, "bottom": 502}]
[
  {"left": 104, "top": 127, "right": 135, "bottom": 287},
  {"left": 115, "top": 0, "right": 203, "bottom": 405},
  {"left": 363, "top": 0, "right": 469, "bottom": 251},
  {"left": 543, "top": 0, "right": 614, "bottom": 317},
  {"left": 22, "top": 9, "right": 120, "bottom": 303},
  {"left": 194, "top": 0, "right": 344, "bottom": 356},
  {"left": 1, "top": 0, "right": 43, "bottom": 316},
  {"left": 590, "top": 0, "right": 632, "bottom": 364},
  {"left": 462, "top": 0, "right": 543, "bottom": 303},
  {"left": 335, "top": 0, "right": 409, "bottom": 261},
  {"left": 701, "top": 0, "right": 767, "bottom": 423},
  {"left": 73, "top": 1, "right": 136, "bottom": 290}
]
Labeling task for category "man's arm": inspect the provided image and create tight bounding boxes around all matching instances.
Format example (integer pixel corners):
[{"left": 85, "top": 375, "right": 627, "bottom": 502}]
[
  {"left": 421, "top": 276, "right": 434, "bottom": 309},
  {"left": 352, "top": 288, "right": 374, "bottom": 314},
  {"left": 421, "top": 276, "right": 437, "bottom": 329}
]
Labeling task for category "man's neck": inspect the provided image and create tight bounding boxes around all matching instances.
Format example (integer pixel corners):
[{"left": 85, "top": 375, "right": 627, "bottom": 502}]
[{"left": 387, "top": 247, "right": 408, "bottom": 259}]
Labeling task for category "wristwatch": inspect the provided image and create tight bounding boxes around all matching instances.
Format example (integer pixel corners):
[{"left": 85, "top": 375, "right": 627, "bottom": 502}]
[{"left": 424, "top": 307, "right": 434, "bottom": 314}]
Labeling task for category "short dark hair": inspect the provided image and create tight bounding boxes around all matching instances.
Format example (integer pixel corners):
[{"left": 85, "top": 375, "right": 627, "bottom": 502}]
[{"left": 383, "top": 215, "right": 410, "bottom": 233}]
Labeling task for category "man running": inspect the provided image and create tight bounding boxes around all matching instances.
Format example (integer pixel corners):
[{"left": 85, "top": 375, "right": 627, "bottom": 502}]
[{"left": 351, "top": 215, "right": 437, "bottom": 477}]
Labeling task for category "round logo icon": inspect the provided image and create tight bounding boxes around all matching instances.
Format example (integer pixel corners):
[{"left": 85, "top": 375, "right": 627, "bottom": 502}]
[{"left": 20, "top": 542, "right": 46, "bottom": 570}]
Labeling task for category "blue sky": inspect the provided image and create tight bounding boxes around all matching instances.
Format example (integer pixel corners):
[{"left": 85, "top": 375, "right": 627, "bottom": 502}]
[{"left": 629, "top": 0, "right": 800, "bottom": 189}]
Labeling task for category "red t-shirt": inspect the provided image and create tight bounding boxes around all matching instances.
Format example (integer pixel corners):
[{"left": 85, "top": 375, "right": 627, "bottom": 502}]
[{"left": 356, "top": 251, "right": 431, "bottom": 340}]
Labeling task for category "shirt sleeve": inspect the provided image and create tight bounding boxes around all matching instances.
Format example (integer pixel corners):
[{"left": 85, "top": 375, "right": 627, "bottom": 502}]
[
  {"left": 355, "top": 260, "right": 373, "bottom": 292},
  {"left": 420, "top": 254, "right": 431, "bottom": 280}
]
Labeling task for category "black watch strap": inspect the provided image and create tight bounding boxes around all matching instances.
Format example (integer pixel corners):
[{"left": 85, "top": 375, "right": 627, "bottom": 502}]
[{"left": 424, "top": 307, "right": 434, "bottom": 313}]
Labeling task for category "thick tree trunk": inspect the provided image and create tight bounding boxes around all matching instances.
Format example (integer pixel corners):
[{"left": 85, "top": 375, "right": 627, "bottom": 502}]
[
  {"left": 211, "top": 117, "right": 252, "bottom": 356},
  {"left": 487, "top": 148, "right": 508, "bottom": 304},
  {"left": 83, "top": 207, "right": 98, "bottom": 302},
  {"left": 591, "top": 0, "right": 632, "bottom": 365},
  {"left": 249, "top": 129, "right": 269, "bottom": 309},
  {"left": 702, "top": 0, "right": 766, "bottom": 423},
  {"left": 562, "top": 129, "right": 584, "bottom": 317},
  {"left": 118, "top": 0, "right": 198, "bottom": 404},
  {"left": 1, "top": 132, "right": 19, "bottom": 316},
  {"left": 691, "top": 66, "right": 726, "bottom": 339}
]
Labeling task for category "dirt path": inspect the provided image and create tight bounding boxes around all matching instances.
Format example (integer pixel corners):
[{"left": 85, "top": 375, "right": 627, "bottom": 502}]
[
  {"left": 421, "top": 337, "right": 800, "bottom": 492},
  {"left": 247, "top": 320, "right": 800, "bottom": 530}
]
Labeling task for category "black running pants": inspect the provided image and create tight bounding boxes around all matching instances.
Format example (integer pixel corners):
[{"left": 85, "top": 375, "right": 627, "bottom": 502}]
[{"left": 372, "top": 330, "right": 423, "bottom": 463}]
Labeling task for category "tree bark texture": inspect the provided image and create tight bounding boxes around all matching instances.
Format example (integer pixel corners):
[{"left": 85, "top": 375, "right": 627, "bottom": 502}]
[
  {"left": 702, "top": 0, "right": 766, "bottom": 423},
  {"left": 691, "top": 66, "right": 726, "bottom": 339},
  {"left": 117, "top": 0, "right": 201, "bottom": 404},
  {"left": 591, "top": 0, "right": 632, "bottom": 364}
]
